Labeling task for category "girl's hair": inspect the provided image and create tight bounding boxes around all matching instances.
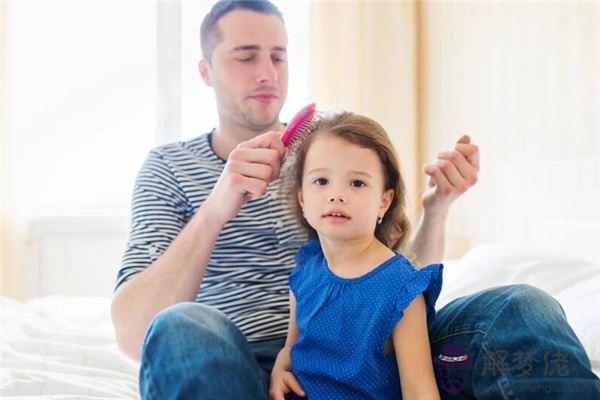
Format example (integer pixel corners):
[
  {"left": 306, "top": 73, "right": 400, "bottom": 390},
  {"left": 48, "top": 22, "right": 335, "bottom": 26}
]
[{"left": 283, "top": 111, "right": 411, "bottom": 251}]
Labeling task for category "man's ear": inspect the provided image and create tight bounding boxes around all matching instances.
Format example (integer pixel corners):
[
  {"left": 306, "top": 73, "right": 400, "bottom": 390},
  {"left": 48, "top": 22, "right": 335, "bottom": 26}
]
[{"left": 198, "top": 59, "right": 212, "bottom": 86}]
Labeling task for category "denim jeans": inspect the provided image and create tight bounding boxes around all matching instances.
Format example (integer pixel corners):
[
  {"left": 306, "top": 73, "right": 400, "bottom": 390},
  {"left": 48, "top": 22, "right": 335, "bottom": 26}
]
[{"left": 139, "top": 284, "right": 599, "bottom": 399}]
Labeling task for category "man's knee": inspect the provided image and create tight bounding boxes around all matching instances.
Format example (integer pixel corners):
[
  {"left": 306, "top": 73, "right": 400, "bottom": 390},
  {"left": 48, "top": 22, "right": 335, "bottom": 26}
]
[
  {"left": 145, "top": 302, "right": 242, "bottom": 346},
  {"left": 140, "top": 302, "right": 265, "bottom": 398},
  {"left": 155, "top": 301, "right": 228, "bottom": 326},
  {"left": 501, "top": 284, "right": 565, "bottom": 316}
]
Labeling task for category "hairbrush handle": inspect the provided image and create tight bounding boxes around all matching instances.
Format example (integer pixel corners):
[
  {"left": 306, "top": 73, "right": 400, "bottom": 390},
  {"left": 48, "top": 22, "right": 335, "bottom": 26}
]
[{"left": 281, "top": 103, "right": 316, "bottom": 147}]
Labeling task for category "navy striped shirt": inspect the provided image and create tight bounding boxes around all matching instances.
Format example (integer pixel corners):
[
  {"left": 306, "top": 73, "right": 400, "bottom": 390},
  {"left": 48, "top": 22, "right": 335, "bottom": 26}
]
[{"left": 115, "top": 132, "right": 308, "bottom": 342}]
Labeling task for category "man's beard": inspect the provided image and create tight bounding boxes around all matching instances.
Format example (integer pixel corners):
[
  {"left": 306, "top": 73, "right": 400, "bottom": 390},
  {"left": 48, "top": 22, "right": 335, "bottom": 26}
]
[
  {"left": 241, "top": 112, "right": 280, "bottom": 132},
  {"left": 218, "top": 93, "right": 283, "bottom": 132},
  {"left": 237, "top": 102, "right": 282, "bottom": 132}
]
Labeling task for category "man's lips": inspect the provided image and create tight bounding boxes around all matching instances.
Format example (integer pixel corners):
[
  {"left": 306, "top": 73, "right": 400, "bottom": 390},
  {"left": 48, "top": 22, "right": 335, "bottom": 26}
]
[{"left": 249, "top": 93, "right": 279, "bottom": 104}]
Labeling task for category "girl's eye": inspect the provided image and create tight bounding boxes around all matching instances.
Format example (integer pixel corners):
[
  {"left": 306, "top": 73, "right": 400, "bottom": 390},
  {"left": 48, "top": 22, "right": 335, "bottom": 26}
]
[
  {"left": 313, "top": 178, "right": 328, "bottom": 185},
  {"left": 351, "top": 180, "right": 366, "bottom": 188}
]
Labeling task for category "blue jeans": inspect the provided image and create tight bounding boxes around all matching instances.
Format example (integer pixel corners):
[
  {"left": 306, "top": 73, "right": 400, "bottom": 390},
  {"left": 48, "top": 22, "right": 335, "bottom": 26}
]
[{"left": 139, "top": 284, "right": 599, "bottom": 399}]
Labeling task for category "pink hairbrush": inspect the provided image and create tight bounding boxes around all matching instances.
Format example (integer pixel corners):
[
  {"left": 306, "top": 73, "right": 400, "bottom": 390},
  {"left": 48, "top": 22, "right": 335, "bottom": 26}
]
[{"left": 280, "top": 102, "right": 316, "bottom": 149}]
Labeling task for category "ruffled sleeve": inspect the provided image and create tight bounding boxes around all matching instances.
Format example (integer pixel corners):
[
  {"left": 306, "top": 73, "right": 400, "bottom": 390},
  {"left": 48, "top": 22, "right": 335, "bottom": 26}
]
[
  {"left": 289, "top": 239, "right": 322, "bottom": 301},
  {"left": 294, "top": 239, "right": 321, "bottom": 265},
  {"left": 394, "top": 263, "right": 444, "bottom": 330}
]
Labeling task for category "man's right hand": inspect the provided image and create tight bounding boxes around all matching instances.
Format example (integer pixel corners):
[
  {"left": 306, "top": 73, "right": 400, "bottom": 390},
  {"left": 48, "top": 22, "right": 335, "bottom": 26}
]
[{"left": 205, "top": 130, "right": 286, "bottom": 226}]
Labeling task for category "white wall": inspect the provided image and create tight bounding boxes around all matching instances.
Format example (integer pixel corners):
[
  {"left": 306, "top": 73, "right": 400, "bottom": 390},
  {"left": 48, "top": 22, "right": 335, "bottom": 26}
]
[{"left": 419, "top": 2, "right": 600, "bottom": 260}]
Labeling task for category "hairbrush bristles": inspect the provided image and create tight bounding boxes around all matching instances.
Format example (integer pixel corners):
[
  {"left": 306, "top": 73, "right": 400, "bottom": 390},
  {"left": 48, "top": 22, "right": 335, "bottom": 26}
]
[
  {"left": 277, "top": 103, "right": 318, "bottom": 197},
  {"left": 280, "top": 103, "right": 317, "bottom": 151}
]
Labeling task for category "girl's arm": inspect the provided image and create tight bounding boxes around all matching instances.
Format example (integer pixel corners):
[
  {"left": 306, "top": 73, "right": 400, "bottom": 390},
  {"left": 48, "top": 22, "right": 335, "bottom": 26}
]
[
  {"left": 273, "top": 291, "right": 300, "bottom": 371},
  {"left": 393, "top": 294, "right": 441, "bottom": 400},
  {"left": 270, "top": 291, "right": 305, "bottom": 399},
  {"left": 284, "top": 291, "right": 300, "bottom": 347}
]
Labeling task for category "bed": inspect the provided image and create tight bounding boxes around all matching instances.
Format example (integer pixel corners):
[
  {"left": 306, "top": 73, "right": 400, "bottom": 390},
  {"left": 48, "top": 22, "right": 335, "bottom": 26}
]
[
  {"left": 3, "top": 136, "right": 597, "bottom": 398},
  {"left": 1, "top": 296, "right": 139, "bottom": 398},
  {"left": 1, "top": 242, "right": 599, "bottom": 398}
]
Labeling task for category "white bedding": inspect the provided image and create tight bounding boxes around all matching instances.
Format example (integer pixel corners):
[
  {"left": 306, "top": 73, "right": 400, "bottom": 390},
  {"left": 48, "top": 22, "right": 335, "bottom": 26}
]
[
  {"left": 1, "top": 243, "right": 598, "bottom": 397},
  {"left": 438, "top": 243, "right": 600, "bottom": 366},
  {"left": 1, "top": 296, "right": 139, "bottom": 399}
]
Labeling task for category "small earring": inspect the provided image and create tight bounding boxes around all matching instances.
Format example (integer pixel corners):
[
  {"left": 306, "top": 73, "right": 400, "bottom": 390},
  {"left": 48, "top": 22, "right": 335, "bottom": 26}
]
[{"left": 377, "top": 216, "right": 383, "bottom": 225}]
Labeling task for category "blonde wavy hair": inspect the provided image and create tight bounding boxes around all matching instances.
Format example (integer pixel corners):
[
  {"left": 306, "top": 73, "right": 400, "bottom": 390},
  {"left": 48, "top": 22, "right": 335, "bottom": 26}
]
[{"left": 282, "top": 111, "right": 411, "bottom": 252}]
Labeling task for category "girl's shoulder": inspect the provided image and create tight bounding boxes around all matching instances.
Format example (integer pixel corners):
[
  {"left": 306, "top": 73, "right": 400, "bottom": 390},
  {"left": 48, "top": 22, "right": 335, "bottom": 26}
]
[
  {"left": 390, "top": 257, "right": 444, "bottom": 316},
  {"left": 393, "top": 255, "right": 443, "bottom": 289},
  {"left": 289, "top": 239, "right": 324, "bottom": 297},
  {"left": 294, "top": 239, "right": 323, "bottom": 265}
]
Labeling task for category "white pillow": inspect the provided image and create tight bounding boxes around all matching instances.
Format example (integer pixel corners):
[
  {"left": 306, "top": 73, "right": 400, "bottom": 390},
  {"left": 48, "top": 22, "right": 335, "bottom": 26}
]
[
  {"left": 555, "top": 275, "right": 600, "bottom": 365},
  {"left": 438, "top": 242, "right": 600, "bottom": 363}
]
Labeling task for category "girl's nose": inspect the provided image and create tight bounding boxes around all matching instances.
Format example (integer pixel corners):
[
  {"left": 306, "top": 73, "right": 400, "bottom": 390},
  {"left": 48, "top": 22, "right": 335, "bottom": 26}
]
[{"left": 328, "top": 195, "right": 346, "bottom": 203}]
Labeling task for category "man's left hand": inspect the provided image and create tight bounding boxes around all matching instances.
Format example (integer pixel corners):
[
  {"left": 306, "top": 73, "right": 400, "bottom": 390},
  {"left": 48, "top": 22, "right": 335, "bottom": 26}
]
[{"left": 422, "top": 134, "right": 480, "bottom": 213}]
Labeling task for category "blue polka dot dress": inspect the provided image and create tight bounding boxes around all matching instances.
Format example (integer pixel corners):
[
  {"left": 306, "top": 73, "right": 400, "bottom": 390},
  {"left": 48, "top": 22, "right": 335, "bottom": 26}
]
[{"left": 288, "top": 239, "right": 443, "bottom": 400}]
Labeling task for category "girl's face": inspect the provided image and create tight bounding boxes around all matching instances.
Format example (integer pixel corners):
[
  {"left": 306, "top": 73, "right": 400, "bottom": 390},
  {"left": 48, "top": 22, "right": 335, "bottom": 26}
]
[{"left": 298, "top": 134, "right": 394, "bottom": 243}]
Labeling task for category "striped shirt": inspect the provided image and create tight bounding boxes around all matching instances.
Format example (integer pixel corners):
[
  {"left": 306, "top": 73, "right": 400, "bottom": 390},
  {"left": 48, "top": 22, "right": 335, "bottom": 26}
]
[{"left": 115, "top": 132, "right": 308, "bottom": 342}]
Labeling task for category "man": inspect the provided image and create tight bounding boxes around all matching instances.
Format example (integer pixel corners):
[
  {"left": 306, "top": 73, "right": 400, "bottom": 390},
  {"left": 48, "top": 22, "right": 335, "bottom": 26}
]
[{"left": 111, "top": 1, "right": 599, "bottom": 399}]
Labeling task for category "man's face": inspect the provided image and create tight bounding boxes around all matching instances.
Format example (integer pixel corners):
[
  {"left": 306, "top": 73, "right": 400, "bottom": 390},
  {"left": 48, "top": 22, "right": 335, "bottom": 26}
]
[
  {"left": 298, "top": 134, "right": 393, "bottom": 243},
  {"left": 200, "top": 10, "right": 288, "bottom": 132}
]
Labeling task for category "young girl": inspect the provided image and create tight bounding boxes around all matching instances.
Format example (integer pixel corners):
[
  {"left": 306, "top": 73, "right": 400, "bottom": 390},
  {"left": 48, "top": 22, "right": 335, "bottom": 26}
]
[{"left": 269, "top": 112, "right": 443, "bottom": 400}]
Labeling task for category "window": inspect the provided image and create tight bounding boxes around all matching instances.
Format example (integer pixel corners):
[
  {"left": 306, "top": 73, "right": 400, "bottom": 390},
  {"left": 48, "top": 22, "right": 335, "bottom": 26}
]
[
  {"left": 5, "top": 1, "right": 310, "bottom": 215},
  {"left": 5, "top": 2, "right": 156, "bottom": 214}
]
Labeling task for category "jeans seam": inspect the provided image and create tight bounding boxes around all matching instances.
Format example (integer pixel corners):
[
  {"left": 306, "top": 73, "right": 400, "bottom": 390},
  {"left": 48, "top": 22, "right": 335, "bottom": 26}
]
[
  {"left": 481, "top": 341, "right": 512, "bottom": 400},
  {"left": 141, "top": 355, "right": 162, "bottom": 400},
  {"left": 430, "top": 329, "right": 487, "bottom": 344}
]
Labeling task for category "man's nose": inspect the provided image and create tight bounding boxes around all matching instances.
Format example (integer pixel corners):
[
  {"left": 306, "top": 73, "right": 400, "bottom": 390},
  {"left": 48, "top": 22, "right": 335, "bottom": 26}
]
[{"left": 255, "top": 56, "right": 278, "bottom": 85}]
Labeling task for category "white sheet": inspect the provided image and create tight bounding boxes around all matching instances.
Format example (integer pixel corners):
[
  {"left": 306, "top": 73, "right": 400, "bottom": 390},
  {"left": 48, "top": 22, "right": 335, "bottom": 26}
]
[
  {"left": 1, "top": 296, "right": 139, "bottom": 399},
  {"left": 1, "top": 242, "right": 598, "bottom": 397}
]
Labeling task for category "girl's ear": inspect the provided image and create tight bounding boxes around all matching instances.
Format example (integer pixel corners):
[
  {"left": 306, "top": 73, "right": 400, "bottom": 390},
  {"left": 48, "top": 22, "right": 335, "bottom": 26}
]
[
  {"left": 297, "top": 189, "right": 304, "bottom": 208},
  {"left": 380, "top": 189, "right": 394, "bottom": 215}
]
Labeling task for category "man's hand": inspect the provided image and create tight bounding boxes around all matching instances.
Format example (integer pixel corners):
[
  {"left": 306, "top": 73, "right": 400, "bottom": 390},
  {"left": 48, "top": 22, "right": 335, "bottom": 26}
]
[
  {"left": 204, "top": 131, "right": 285, "bottom": 226},
  {"left": 422, "top": 135, "right": 480, "bottom": 213}
]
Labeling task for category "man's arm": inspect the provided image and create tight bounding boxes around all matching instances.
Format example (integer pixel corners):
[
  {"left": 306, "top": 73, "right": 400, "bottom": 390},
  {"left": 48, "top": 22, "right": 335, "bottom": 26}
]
[
  {"left": 408, "top": 210, "right": 448, "bottom": 267},
  {"left": 407, "top": 135, "right": 480, "bottom": 266},
  {"left": 111, "top": 201, "right": 224, "bottom": 361},
  {"left": 111, "top": 132, "right": 286, "bottom": 361}
]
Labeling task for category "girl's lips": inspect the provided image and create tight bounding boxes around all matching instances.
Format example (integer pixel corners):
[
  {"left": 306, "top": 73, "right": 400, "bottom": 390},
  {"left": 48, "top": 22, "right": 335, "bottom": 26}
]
[{"left": 322, "top": 215, "right": 351, "bottom": 222}]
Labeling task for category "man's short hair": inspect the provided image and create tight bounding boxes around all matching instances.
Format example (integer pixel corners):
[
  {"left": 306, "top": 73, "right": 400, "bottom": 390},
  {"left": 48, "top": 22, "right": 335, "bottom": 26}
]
[{"left": 200, "top": 0, "right": 284, "bottom": 62}]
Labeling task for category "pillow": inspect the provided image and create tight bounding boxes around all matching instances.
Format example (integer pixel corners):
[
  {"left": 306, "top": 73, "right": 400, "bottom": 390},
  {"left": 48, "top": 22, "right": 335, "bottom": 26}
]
[
  {"left": 555, "top": 274, "right": 600, "bottom": 365},
  {"left": 438, "top": 242, "right": 600, "bottom": 363}
]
